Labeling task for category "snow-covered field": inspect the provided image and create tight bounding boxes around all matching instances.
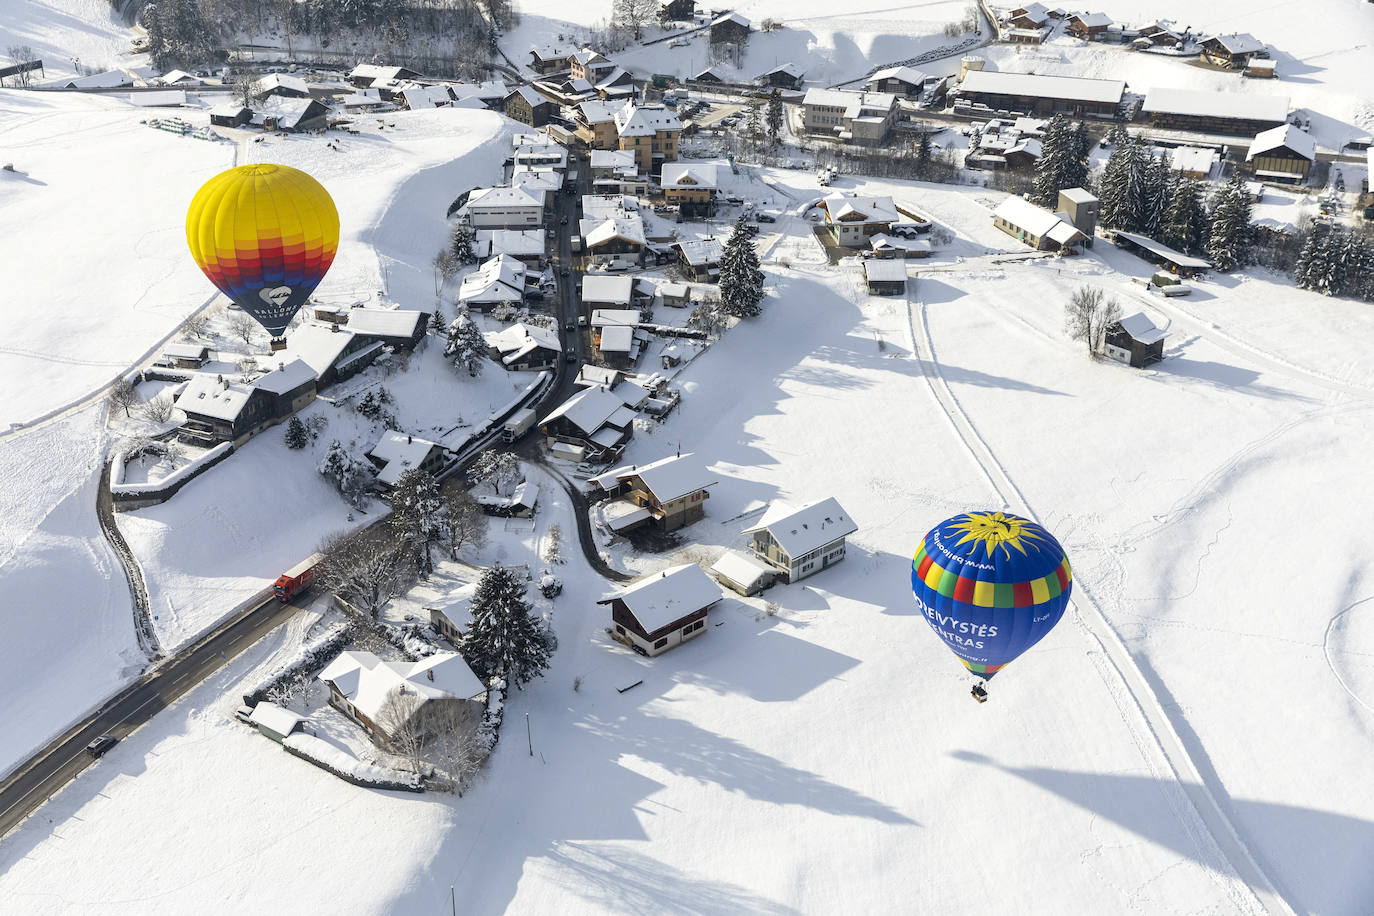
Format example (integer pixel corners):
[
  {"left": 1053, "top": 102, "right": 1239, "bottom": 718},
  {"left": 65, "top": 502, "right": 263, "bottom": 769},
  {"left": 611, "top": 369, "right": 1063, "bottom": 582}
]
[{"left": 0, "top": 0, "right": 135, "bottom": 80}]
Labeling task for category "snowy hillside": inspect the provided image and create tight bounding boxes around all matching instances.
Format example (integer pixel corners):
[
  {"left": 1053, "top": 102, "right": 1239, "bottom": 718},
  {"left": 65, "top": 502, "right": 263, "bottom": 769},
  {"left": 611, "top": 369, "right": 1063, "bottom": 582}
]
[{"left": 0, "top": 0, "right": 136, "bottom": 80}]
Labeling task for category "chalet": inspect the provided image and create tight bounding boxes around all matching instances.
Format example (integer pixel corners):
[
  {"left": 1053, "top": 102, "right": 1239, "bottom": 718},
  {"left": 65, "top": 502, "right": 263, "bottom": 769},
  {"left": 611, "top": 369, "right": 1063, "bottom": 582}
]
[
  {"left": 583, "top": 276, "right": 637, "bottom": 309},
  {"left": 660, "top": 0, "right": 695, "bottom": 21},
  {"left": 247, "top": 702, "right": 304, "bottom": 744},
  {"left": 599, "top": 564, "right": 723, "bottom": 657},
  {"left": 1246, "top": 124, "right": 1316, "bottom": 184},
  {"left": 691, "top": 67, "right": 726, "bottom": 85},
  {"left": 1005, "top": 27, "right": 1047, "bottom": 45},
  {"left": 582, "top": 215, "right": 647, "bottom": 267},
  {"left": 709, "top": 549, "right": 779, "bottom": 596},
  {"left": 344, "top": 308, "right": 428, "bottom": 350},
  {"left": 992, "top": 196, "right": 1086, "bottom": 253},
  {"left": 208, "top": 103, "right": 251, "bottom": 127},
  {"left": 273, "top": 325, "right": 376, "bottom": 389},
  {"left": 482, "top": 322, "right": 561, "bottom": 371},
  {"left": 866, "top": 66, "right": 928, "bottom": 99},
  {"left": 660, "top": 162, "right": 719, "bottom": 219},
  {"left": 452, "top": 80, "right": 508, "bottom": 108},
  {"left": 1168, "top": 146, "right": 1217, "bottom": 180},
  {"left": 427, "top": 582, "right": 477, "bottom": 642},
  {"left": 1200, "top": 33, "right": 1267, "bottom": 69},
  {"left": 709, "top": 12, "right": 751, "bottom": 45},
  {"left": 954, "top": 70, "right": 1124, "bottom": 118},
  {"left": 318, "top": 650, "right": 486, "bottom": 745},
  {"left": 475, "top": 228, "right": 546, "bottom": 267},
  {"left": 340, "top": 88, "right": 389, "bottom": 112},
  {"left": 347, "top": 64, "right": 421, "bottom": 89},
  {"left": 176, "top": 359, "right": 317, "bottom": 447},
  {"left": 462, "top": 185, "right": 546, "bottom": 229},
  {"left": 505, "top": 86, "right": 557, "bottom": 127},
  {"left": 863, "top": 259, "right": 907, "bottom": 295},
  {"left": 577, "top": 100, "right": 623, "bottom": 149},
  {"left": 252, "top": 73, "right": 310, "bottom": 99},
  {"left": 820, "top": 194, "right": 899, "bottom": 247},
  {"left": 400, "top": 85, "right": 456, "bottom": 110},
  {"left": 590, "top": 310, "right": 647, "bottom": 368},
  {"left": 529, "top": 45, "right": 576, "bottom": 75},
  {"left": 458, "top": 254, "right": 527, "bottom": 312},
  {"left": 801, "top": 88, "right": 898, "bottom": 145},
  {"left": 614, "top": 102, "right": 682, "bottom": 175},
  {"left": 1104, "top": 312, "right": 1166, "bottom": 368},
  {"left": 758, "top": 63, "right": 804, "bottom": 91},
  {"left": 539, "top": 386, "right": 636, "bottom": 457},
  {"left": 366, "top": 430, "right": 449, "bottom": 487},
  {"left": 251, "top": 97, "right": 330, "bottom": 132},
  {"left": 743, "top": 497, "right": 858, "bottom": 584},
  {"left": 162, "top": 342, "right": 211, "bottom": 369},
  {"left": 1065, "top": 12, "right": 1112, "bottom": 40},
  {"left": 1109, "top": 231, "right": 1212, "bottom": 277},
  {"left": 674, "top": 238, "right": 724, "bottom": 281},
  {"left": 1005, "top": 3, "right": 1049, "bottom": 29},
  {"left": 1141, "top": 87, "right": 1288, "bottom": 135},
  {"left": 591, "top": 453, "right": 717, "bottom": 532},
  {"left": 1134, "top": 21, "right": 1183, "bottom": 48}
]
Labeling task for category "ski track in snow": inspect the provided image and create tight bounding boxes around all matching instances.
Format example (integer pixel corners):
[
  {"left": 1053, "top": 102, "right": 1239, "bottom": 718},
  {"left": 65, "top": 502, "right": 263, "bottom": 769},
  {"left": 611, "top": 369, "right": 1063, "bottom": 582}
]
[
  {"left": 1321, "top": 596, "right": 1374, "bottom": 720},
  {"left": 905, "top": 276, "right": 1285, "bottom": 916}
]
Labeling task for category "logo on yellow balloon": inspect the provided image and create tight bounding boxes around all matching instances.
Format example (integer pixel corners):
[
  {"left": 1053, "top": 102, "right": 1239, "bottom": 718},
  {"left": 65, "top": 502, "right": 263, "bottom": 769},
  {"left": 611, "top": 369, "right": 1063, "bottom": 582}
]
[{"left": 947, "top": 510, "right": 1046, "bottom": 559}]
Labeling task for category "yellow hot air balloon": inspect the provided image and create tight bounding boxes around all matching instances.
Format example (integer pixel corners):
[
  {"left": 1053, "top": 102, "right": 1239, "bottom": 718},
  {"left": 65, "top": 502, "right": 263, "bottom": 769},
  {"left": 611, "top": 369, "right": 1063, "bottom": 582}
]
[{"left": 186, "top": 164, "right": 339, "bottom": 349}]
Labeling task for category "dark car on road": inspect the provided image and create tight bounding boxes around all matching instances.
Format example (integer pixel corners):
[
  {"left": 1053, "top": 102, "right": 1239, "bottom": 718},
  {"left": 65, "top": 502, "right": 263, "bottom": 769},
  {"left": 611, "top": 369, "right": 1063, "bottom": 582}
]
[
  {"left": 86, "top": 734, "right": 118, "bottom": 758},
  {"left": 560, "top": 215, "right": 569, "bottom": 225}
]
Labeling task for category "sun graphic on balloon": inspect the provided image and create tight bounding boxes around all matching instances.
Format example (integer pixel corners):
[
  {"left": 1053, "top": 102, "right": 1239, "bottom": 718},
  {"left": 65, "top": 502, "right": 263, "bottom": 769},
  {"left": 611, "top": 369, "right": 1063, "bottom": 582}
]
[{"left": 947, "top": 511, "right": 1045, "bottom": 559}]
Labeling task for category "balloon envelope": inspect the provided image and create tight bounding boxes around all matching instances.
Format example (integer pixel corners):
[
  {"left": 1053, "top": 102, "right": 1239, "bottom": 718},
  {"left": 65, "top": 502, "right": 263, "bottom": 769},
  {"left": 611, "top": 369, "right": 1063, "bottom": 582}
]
[
  {"left": 911, "top": 510, "right": 1071, "bottom": 680},
  {"left": 185, "top": 163, "right": 339, "bottom": 340}
]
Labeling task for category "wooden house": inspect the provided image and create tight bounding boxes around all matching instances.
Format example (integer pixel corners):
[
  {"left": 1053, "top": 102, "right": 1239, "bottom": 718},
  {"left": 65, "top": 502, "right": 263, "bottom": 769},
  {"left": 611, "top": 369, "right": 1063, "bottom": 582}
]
[
  {"left": 863, "top": 259, "right": 907, "bottom": 295},
  {"left": 176, "top": 359, "right": 317, "bottom": 448},
  {"left": 1006, "top": 3, "right": 1050, "bottom": 29},
  {"left": 1200, "top": 33, "right": 1267, "bottom": 69},
  {"left": 366, "top": 430, "right": 449, "bottom": 488},
  {"left": 1066, "top": 12, "right": 1112, "bottom": 40},
  {"left": 317, "top": 650, "right": 486, "bottom": 745},
  {"left": 709, "top": 12, "right": 751, "bottom": 46},
  {"left": 991, "top": 195, "right": 1086, "bottom": 253},
  {"left": 758, "top": 63, "right": 804, "bottom": 91},
  {"left": 528, "top": 46, "right": 575, "bottom": 75},
  {"left": 660, "top": 0, "right": 695, "bottom": 21},
  {"left": 1104, "top": 312, "right": 1166, "bottom": 368},
  {"left": 866, "top": 66, "right": 927, "bottom": 99},
  {"left": 599, "top": 564, "right": 723, "bottom": 657},
  {"left": 162, "top": 342, "right": 211, "bottom": 369},
  {"left": 505, "top": 86, "right": 556, "bottom": 127},
  {"left": 1246, "top": 124, "right": 1315, "bottom": 184},
  {"left": 208, "top": 103, "right": 250, "bottom": 127},
  {"left": 591, "top": 453, "right": 718, "bottom": 532},
  {"left": 743, "top": 497, "right": 858, "bottom": 584},
  {"left": 660, "top": 162, "right": 718, "bottom": 219}
]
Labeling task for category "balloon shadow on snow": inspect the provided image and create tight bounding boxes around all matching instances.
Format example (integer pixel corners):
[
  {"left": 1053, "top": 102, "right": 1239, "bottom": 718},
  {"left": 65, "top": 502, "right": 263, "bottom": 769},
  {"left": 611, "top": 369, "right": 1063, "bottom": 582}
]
[{"left": 948, "top": 750, "right": 1374, "bottom": 916}]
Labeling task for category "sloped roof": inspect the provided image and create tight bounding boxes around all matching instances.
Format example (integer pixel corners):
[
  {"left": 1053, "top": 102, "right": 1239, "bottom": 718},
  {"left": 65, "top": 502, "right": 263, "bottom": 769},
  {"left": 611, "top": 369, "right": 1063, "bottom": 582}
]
[
  {"left": 249, "top": 702, "right": 304, "bottom": 736},
  {"left": 276, "top": 323, "right": 357, "bottom": 377},
  {"left": 459, "top": 254, "right": 527, "bottom": 304},
  {"left": 346, "top": 308, "right": 425, "bottom": 338},
  {"left": 367, "top": 429, "right": 445, "bottom": 485},
  {"left": 675, "top": 238, "right": 724, "bottom": 266},
  {"left": 1142, "top": 87, "right": 1288, "bottom": 124},
  {"left": 478, "top": 228, "right": 545, "bottom": 257},
  {"left": 864, "top": 259, "right": 907, "bottom": 283},
  {"left": 254, "top": 358, "right": 317, "bottom": 395},
  {"left": 254, "top": 72, "right": 309, "bottom": 95},
  {"left": 993, "top": 195, "right": 1080, "bottom": 240},
  {"left": 175, "top": 374, "right": 253, "bottom": 421},
  {"left": 614, "top": 101, "right": 681, "bottom": 137},
  {"left": 712, "top": 11, "right": 750, "bottom": 28},
  {"left": 540, "top": 386, "right": 626, "bottom": 435},
  {"left": 318, "top": 650, "right": 485, "bottom": 726},
  {"left": 599, "top": 325, "right": 635, "bottom": 353},
  {"left": 761, "top": 62, "right": 803, "bottom": 78},
  {"left": 590, "top": 308, "right": 641, "bottom": 326},
  {"left": 1247, "top": 123, "right": 1315, "bottom": 161},
  {"left": 402, "top": 85, "right": 455, "bottom": 109},
  {"left": 744, "top": 497, "right": 858, "bottom": 557},
  {"left": 1069, "top": 11, "right": 1112, "bottom": 27},
  {"left": 660, "top": 162, "right": 719, "bottom": 190},
  {"left": 583, "top": 276, "right": 636, "bottom": 305},
  {"left": 164, "top": 342, "right": 209, "bottom": 360},
  {"left": 1204, "top": 32, "right": 1265, "bottom": 54},
  {"left": 597, "top": 564, "right": 723, "bottom": 633},
  {"left": 824, "top": 194, "right": 898, "bottom": 225},
  {"left": 484, "top": 322, "right": 560, "bottom": 357},
  {"left": 709, "top": 549, "right": 778, "bottom": 592},
  {"left": 1112, "top": 231, "right": 1212, "bottom": 269},
  {"left": 1115, "top": 312, "right": 1167, "bottom": 345},
  {"left": 959, "top": 70, "right": 1125, "bottom": 105},
  {"left": 869, "top": 65, "right": 927, "bottom": 85},
  {"left": 585, "top": 216, "right": 646, "bottom": 247},
  {"left": 593, "top": 453, "right": 717, "bottom": 503}
]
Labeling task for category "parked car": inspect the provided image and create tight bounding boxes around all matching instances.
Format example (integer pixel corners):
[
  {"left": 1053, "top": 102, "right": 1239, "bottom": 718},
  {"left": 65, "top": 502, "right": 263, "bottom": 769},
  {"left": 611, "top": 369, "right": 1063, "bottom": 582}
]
[
  {"left": 86, "top": 734, "right": 118, "bottom": 758},
  {"left": 559, "top": 215, "right": 569, "bottom": 225},
  {"left": 757, "top": 212, "right": 777, "bottom": 223},
  {"left": 565, "top": 349, "right": 578, "bottom": 363}
]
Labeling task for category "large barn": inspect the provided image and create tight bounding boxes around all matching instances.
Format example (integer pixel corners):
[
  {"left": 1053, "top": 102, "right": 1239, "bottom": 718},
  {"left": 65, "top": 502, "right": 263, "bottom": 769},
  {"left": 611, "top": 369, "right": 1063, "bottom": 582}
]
[{"left": 954, "top": 70, "right": 1124, "bottom": 118}]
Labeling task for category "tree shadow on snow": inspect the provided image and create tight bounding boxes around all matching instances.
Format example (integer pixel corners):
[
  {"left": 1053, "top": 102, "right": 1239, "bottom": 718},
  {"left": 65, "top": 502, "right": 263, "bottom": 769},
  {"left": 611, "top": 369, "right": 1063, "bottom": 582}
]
[{"left": 1159, "top": 357, "right": 1315, "bottom": 402}]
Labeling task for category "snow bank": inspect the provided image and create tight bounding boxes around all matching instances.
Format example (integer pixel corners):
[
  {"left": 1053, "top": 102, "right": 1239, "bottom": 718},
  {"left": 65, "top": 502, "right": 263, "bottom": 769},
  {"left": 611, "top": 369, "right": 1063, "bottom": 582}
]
[
  {"left": 282, "top": 733, "right": 423, "bottom": 792},
  {"left": 110, "top": 442, "right": 232, "bottom": 495},
  {"left": 241, "top": 619, "right": 352, "bottom": 706}
]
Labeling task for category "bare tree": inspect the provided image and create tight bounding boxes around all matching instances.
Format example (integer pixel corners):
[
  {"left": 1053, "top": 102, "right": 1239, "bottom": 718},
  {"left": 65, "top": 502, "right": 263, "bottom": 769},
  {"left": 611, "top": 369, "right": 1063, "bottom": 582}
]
[
  {"left": 442, "top": 486, "right": 488, "bottom": 559},
  {"left": 376, "top": 686, "right": 425, "bottom": 772},
  {"left": 317, "top": 528, "right": 412, "bottom": 619},
  {"left": 142, "top": 393, "right": 177, "bottom": 424},
  {"left": 181, "top": 312, "right": 212, "bottom": 339},
  {"left": 108, "top": 377, "right": 139, "bottom": 418},
  {"left": 229, "top": 313, "right": 259, "bottom": 347},
  {"left": 1064, "top": 286, "right": 1122, "bottom": 358},
  {"left": 230, "top": 69, "right": 257, "bottom": 109},
  {"left": 612, "top": 0, "right": 657, "bottom": 40},
  {"left": 430, "top": 701, "right": 489, "bottom": 795},
  {"left": 5, "top": 45, "right": 37, "bottom": 88},
  {"left": 468, "top": 450, "right": 522, "bottom": 497}
]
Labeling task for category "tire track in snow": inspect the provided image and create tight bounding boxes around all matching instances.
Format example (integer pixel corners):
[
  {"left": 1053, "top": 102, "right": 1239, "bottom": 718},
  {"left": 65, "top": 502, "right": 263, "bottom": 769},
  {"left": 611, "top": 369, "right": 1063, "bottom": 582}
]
[{"left": 905, "top": 278, "right": 1289, "bottom": 916}]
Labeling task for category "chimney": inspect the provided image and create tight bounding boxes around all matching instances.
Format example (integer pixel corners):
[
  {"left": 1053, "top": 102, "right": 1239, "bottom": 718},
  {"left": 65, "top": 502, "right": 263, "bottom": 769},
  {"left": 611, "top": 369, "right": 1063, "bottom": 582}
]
[
  {"left": 661, "top": 570, "right": 666, "bottom": 577},
  {"left": 426, "top": 668, "right": 434, "bottom": 681}
]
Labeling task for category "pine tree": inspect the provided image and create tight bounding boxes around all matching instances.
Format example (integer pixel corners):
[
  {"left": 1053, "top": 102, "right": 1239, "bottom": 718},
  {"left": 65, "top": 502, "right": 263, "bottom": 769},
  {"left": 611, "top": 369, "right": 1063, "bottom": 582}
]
[
  {"left": 461, "top": 565, "right": 555, "bottom": 688},
  {"left": 1206, "top": 174, "right": 1254, "bottom": 272},
  {"left": 1072, "top": 120, "right": 1092, "bottom": 161},
  {"left": 389, "top": 469, "right": 444, "bottom": 578},
  {"left": 1032, "top": 114, "right": 1089, "bottom": 207},
  {"left": 745, "top": 97, "right": 765, "bottom": 151},
  {"left": 719, "top": 217, "right": 765, "bottom": 318},
  {"left": 914, "top": 131, "right": 933, "bottom": 180},
  {"left": 444, "top": 309, "right": 486, "bottom": 376},
  {"left": 1125, "top": 140, "right": 1153, "bottom": 233},
  {"left": 284, "top": 416, "right": 309, "bottom": 449},
  {"left": 450, "top": 223, "right": 477, "bottom": 265},
  {"left": 766, "top": 91, "right": 784, "bottom": 146},
  {"left": 1160, "top": 177, "right": 1207, "bottom": 255},
  {"left": 1096, "top": 137, "right": 1136, "bottom": 230},
  {"left": 1136, "top": 153, "right": 1170, "bottom": 239},
  {"left": 1294, "top": 222, "right": 1331, "bottom": 292}
]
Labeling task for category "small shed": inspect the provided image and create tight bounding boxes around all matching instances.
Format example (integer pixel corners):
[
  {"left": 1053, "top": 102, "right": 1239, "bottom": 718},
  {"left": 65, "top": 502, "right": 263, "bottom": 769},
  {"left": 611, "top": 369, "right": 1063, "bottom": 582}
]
[
  {"left": 863, "top": 258, "right": 907, "bottom": 295},
  {"left": 248, "top": 702, "right": 305, "bottom": 743},
  {"left": 163, "top": 342, "right": 211, "bottom": 368},
  {"left": 1105, "top": 312, "right": 1166, "bottom": 368},
  {"left": 710, "top": 549, "right": 778, "bottom": 596}
]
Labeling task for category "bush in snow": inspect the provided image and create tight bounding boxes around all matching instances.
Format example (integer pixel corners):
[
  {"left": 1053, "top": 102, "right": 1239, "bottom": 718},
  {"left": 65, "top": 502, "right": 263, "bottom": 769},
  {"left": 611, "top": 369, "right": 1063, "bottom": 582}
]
[
  {"left": 543, "top": 523, "right": 564, "bottom": 566},
  {"left": 317, "top": 440, "right": 374, "bottom": 508}
]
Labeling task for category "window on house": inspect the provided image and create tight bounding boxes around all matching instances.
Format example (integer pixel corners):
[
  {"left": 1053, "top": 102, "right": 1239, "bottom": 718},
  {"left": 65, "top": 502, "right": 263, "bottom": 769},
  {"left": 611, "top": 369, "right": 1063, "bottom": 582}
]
[
  {"left": 654, "top": 637, "right": 669, "bottom": 649},
  {"left": 615, "top": 625, "right": 625, "bottom": 635}
]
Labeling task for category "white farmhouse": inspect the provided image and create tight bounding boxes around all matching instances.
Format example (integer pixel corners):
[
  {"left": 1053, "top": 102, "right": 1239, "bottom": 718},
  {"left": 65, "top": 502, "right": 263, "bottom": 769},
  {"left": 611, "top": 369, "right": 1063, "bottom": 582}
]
[{"left": 743, "top": 498, "right": 858, "bottom": 584}]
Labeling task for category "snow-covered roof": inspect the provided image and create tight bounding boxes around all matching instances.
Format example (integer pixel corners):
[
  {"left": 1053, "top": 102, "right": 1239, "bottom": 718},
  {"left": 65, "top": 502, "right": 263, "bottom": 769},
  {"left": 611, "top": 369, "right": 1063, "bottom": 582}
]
[
  {"left": 159, "top": 69, "right": 201, "bottom": 85},
  {"left": 1069, "top": 11, "right": 1112, "bottom": 27},
  {"left": 599, "top": 325, "right": 635, "bottom": 353},
  {"left": 478, "top": 228, "right": 545, "bottom": 258},
  {"left": 1141, "top": 88, "right": 1289, "bottom": 125},
  {"left": 318, "top": 650, "right": 485, "bottom": 726},
  {"left": 452, "top": 79, "right": 507, "bottom": 102},
  {"left": 254, "top": 72, "right": 309, "bottom": 96},
  {"left": 693, "top": 67, "right": 726, "bottom": 82},
  {"left": 576, "top": 366, "right": 622, "bottom": 388},
  {"left": 958, "top": 70, "right": 1125, "bottom": 105},
  {"left": 585, "top": 216, "right": 646, "bottom": 248},
  {"left": 484, "top": 322, "right": 560, "bottom": 359},
  {"left": 614, "top": 102, "right": 681, "bottom": 137},
  {"left": 254, "top": 358, "right": 317, "bottom": 395},
  {"left": 712, "top": 11, "right": 750, "bottom": 28},
  {"left": 1007, "top": 137, "right": 1043, "bottom": 159},
  {"left": 864, "top": 259, "right": 908, "bottom": 283},
  {"left": 590, "top": 308, "right": 641, "bottom": 326},
  {"left": 993, "top": 195, "right": 1083, "bottom": 242},
  {"left": 761, "top": 62, "right": 803, "bottom": 78},
  {"left": 129, "top": 90, "right": 186, "bottom": 107},
  {"left": 346, "top": 308, "right": 425, "bottom": 338},
  {"left": 176, "top": 374, "right": 253, "bottom": 422},
  {"left": 592, "top": 453, "right": 717, "bottom": 503},
  {"left": 583, "top": 276, "right": 636, "bottom": 305},
  {"left": 512, "top": 169, "right": 563, "bottom": 193},
  {"left": 164, "top": 342, "right": 209, "bottom": 360},
  {"left": 401, "top": 85, "right": 455, "bottom": 109},
  {"left": 610, "top": 379, "right": 650, "bottom": 408},
  {"left": 824, "top": 194, "right": 899, "bottom": 225},
  {"left": 572, "top": 47, "right": 608, "bottom": 66},
  {"left": 349, "top": 64, "right": 414, "bottom": 84},
  {"left": 459, "top": 254, "right": 527, "bottom": 304},
  {"left": 277, "top": 324, "right": 357, "bottom": 377},
  {"left": 428, "top": 582, "right": 477, "bottom": 630},
  {"left": 1204, "top": 32, "right": 1266, "bottom": 54},
  {"left": 658, "top": 282, "right": 690, "bottom": 299},
  {"left": 1114, "top": 312, "right": 1167, "bottom": 345},
  {"left": 675, "top": 238, "right": 724, "bottom": 267},
  {"left": 869, "top": 66, "right": 927, "bottom": 86},
  {"left": 710, "top": 549, "right": 778, "bottom": 592},
  {"left": 530, "top": 44, "right": 575, "bottom": 61},
  {"left": 660, "top": 162, "right": 719, "bottom": 190},
  {"left": 249, "top": 701, "right": 304, "bottom": 736},
  {"left": 582, "top": 194, "right": 639, "bottom": 219},
  {"left": 1059, "top": 187, "right": 1097, "bottom": 205},
  {"left": 579, "top": 100, "right": 622, "bottom": 124},
  {"left": 209, "top": 102, "right": 251, "bottom": 119},
  {"left": 254, "top": 96, "right": 325, "bottom": 130},
  {"left": 604, "top": 500, "right": 653, "bottom": 530},
  {"left": 509, "top": 85, "right": 551, "bottom": 108},
  {"left": 41, "top": 69, "right": 131, "bottom": 89},
  {"left": 744, "top": 497, "right": 858, "bottom": 558},
  {"left": 597, "top": 564, "right": 723, "bottom": 633},
  {"left": 466, "top": 185, "right": 545, "bottom": 211},
  {"left": 1247, "top": 124, "right": 1316, "bottom": 162},
  {"left": 367, "top": 429, "right": 445, "bottom": 485},
  {"left": 1168, "top": 146, "right": 1216, "bottom": 175},
  {"left": 1112, "top": 231, "right": 1212, "bottom": 269},
  {"left": 540, "top": 386, "right": 628, "bottom": 435}
]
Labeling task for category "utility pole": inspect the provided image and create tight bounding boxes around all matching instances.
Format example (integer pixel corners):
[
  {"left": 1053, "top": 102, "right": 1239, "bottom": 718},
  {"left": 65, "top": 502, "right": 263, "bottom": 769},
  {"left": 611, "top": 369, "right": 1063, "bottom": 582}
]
[
  {"left": 450, "top": 886, "right": 456, "bottom": 916},
  {"left": 525, "top": 712, "right": 533, "bottom": 756}
]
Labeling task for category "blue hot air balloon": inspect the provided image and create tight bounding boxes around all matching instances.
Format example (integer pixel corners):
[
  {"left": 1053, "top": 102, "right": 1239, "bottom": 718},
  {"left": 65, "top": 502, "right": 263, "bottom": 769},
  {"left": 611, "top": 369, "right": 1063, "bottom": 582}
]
[{"left": 912, "top": 511, "right": 1072, "bottom": 698}]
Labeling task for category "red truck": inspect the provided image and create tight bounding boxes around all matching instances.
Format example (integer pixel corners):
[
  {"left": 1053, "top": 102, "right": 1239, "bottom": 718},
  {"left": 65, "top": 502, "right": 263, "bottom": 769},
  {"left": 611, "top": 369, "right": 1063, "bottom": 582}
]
[{"left": 273, "top": 553, "right": 324, "bottom": 602}]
